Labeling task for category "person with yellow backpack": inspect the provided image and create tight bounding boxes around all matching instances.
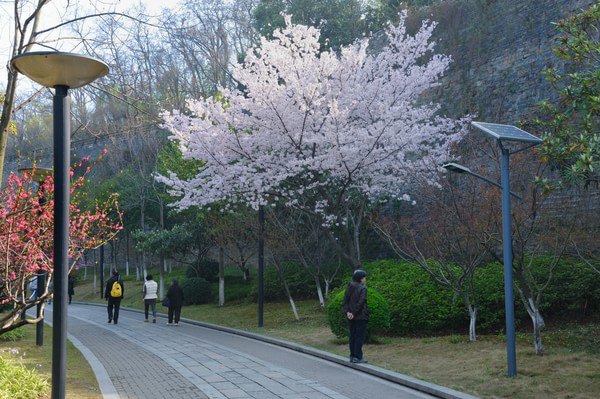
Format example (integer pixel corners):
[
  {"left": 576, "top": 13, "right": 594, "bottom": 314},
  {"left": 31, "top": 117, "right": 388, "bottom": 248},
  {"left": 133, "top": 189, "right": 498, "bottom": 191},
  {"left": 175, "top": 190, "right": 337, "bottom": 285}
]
[{"left": 105, "top": 269, "right": 124, "bottom": 324}]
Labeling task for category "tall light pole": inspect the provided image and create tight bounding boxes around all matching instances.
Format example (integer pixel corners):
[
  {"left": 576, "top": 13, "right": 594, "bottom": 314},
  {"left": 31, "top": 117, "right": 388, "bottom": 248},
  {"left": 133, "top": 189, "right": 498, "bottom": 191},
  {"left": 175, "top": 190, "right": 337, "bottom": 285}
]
[
  {"left": 443, "top": 121, "right": 542, "bottom": 378},
  {"left": 258, "top": 205, "right": 264, "bottom": 327},
  {"left": 18, "top": 167, "right": 53, "bottom": 347},
  {"left": 11, "top": 52, "right": 108, "bottom": 399}
]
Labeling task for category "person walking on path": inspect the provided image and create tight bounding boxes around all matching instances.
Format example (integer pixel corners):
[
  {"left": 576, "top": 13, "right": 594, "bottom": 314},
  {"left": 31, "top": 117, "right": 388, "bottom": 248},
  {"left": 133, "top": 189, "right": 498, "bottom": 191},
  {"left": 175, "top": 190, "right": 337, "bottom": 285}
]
[
  {"left": 342, "top": 269, "right": 369, "bottom": 364},
  {"left": 143, "top": 274, "right": 158, "bottom": 323},
  {"left": 68, "top": 274, "right": 75, "bottom": 304},
  {"left": 105, "top": 269, "right": 124, "bottom": 324},
  {"left": 166, "top": 278, "right": 184, "bottom": 326}
]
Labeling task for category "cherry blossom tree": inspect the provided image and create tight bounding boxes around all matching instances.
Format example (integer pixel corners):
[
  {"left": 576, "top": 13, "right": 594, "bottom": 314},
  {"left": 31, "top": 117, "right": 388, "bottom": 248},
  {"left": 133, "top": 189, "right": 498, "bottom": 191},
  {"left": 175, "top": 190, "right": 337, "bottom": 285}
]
[
  {"left": 159, "top": 12, "right": 470, "bottom": 267},
  {"left": 0, "top": 159, "right": 122, "bottom": 334}
]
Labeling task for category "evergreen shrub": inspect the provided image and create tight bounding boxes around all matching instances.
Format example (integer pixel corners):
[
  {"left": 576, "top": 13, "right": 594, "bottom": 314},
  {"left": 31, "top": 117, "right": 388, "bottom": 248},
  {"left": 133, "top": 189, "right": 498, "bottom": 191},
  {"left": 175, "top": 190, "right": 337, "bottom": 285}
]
[
  {"left": 185, "top": 259, "right": 219, "bottom": 281},
  {"left": 327, "top": 286, "right": 391, "bottom": 340},
  {"left": 180, "top": 277, "right": 213, "bottom": 305},
  {"left": 364, "top": 259, "right": 465, "bottom": 335},
  {"left": 0, "top": 328, "right": 25, "bottom": 342}
]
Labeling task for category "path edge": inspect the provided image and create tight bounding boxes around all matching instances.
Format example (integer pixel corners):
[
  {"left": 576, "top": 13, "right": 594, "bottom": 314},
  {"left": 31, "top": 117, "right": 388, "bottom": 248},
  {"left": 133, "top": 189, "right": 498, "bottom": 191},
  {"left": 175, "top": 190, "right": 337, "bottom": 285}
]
[
  {"left": 74, "top": 301, "right": 479, "bottom": 399},
  {"left": 44, "top": 315, "right": 120, "bottom": 399}
]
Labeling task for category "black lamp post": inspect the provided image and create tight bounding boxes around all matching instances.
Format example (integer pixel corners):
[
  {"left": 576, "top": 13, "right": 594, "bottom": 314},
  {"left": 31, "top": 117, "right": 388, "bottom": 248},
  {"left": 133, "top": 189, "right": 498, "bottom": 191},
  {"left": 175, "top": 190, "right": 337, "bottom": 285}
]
[
  {"left": 11, "top": 52, "right": 108, "bottom": 399},
  {"left": 258, "top": 205, "right": 264, "bottom": 327},
  {"left": 18, "top": 167, "right": 53, "bottom": 347}
]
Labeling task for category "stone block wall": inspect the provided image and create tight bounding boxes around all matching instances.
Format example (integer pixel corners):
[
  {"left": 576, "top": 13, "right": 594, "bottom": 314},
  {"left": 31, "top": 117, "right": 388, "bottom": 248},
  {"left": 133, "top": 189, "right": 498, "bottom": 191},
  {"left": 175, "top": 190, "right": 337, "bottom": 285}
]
[{"left": 411, "top": 0, "right": 595, "bottom": 122}]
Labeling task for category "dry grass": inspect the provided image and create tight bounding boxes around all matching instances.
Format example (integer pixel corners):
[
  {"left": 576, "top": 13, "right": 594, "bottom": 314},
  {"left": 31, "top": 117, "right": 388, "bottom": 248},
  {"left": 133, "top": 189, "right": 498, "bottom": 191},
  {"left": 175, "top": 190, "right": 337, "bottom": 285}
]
[
  {"left": 0, "top": 323, "right": 101, "bottom": 399},
  {"left": 73, "top": 276, "right": 600, "bottom": 399}
]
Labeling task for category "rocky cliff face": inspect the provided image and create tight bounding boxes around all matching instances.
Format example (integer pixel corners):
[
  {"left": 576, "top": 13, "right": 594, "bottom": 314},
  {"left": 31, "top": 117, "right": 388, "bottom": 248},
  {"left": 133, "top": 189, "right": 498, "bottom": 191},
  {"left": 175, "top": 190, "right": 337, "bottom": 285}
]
[{"left": 409, "top": 0, "right": 595, "bottom": 123}]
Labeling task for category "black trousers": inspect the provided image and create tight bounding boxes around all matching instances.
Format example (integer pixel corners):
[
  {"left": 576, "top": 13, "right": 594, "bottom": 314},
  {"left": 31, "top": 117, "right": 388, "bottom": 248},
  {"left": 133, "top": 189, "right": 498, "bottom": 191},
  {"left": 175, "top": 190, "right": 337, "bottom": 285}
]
[
  {"left": 107, "top": 298, "right": 122, "bottom": 323},
  {"left": 168, "top": 306, "right": 182, "bottom": 323},
  {"left": 348, "top": 319, "right": 368, "bottom": 360}
]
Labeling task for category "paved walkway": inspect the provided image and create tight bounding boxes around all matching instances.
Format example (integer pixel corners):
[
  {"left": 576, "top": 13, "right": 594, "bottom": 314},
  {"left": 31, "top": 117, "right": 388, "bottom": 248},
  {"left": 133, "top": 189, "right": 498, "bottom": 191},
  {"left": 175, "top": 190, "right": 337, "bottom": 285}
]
[{"left": 54, "top": 304, "right": 440, "bottom": 399}]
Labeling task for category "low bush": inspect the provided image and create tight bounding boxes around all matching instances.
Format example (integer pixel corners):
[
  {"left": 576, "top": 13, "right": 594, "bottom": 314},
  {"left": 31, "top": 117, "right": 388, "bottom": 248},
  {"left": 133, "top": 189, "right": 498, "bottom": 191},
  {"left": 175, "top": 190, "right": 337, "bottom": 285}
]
[
  {"left": 327, "top": 286, "right": 391, "bottom": 341},
  {"left": 180, "top": 278, "right": 213, "bottom": 305},
  {"left": 364, "top": 259, "right": 466, "bottom": 335},
  {"left": 0, "top": 328, "right": 25, "bottom": 342},
  {"left": 186, "top": 259, "right": 219, "bottom": 282},
  {"left": 0, "top": 354, "right": 48, "bottom": 399}
]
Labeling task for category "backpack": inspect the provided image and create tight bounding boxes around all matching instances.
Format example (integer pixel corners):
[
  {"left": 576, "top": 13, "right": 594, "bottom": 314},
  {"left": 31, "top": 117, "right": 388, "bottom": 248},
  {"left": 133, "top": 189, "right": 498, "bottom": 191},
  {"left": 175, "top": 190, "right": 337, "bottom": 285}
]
[{"left": 110, "top": 279, "right": 122, "bottom": 297}]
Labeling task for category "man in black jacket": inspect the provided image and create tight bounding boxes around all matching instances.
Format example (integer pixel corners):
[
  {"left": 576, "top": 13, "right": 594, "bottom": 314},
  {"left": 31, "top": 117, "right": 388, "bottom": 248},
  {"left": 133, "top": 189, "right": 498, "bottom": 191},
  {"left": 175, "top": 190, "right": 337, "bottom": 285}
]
[
  {"left": 105, "top": 269, "right": 124, "bottom": 324},
  {"left": 342, "top": 269, "right": 369, "bottom": 364}
]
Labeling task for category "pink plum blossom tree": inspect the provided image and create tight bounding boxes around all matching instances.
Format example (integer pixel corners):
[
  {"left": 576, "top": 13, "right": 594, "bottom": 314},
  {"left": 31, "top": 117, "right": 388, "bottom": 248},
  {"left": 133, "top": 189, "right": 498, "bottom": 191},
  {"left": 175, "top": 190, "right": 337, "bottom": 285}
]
[
  {"left": 159, "top": 12, "right": 470, "bottom": 267},
  {"left": 0, "top": 158, "right": 122, "bottom": 334}
]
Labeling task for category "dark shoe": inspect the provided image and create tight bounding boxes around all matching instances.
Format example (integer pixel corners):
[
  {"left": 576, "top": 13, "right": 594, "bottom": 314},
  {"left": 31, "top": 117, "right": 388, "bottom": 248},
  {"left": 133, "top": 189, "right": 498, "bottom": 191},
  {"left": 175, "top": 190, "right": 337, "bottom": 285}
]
[
  {"left": 152, "top": 318, "right": 156, "bottom": 323},
  {"left": 354, "top": 358, "right": 368, "bottom": 364},
  {"left": 108, "top": 319, "right": 112, "bottom": 324},
  {"left": 144, "top": 319, "right": 149, "bottom": 323},
  {"left": 113, "top": 321, "right": 118, "bottom": 325}
]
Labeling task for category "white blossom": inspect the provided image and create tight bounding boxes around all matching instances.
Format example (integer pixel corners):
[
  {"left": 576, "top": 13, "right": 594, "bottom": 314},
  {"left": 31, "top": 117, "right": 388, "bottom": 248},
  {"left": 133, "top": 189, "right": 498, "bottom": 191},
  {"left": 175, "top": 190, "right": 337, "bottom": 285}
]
[{"left": 158, "top": 12, "right": 470, "bottom": 221}]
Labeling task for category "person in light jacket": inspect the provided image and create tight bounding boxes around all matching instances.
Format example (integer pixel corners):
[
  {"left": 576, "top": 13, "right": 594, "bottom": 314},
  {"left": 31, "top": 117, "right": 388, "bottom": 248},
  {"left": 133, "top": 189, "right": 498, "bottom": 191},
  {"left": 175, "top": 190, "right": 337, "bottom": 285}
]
[
  {"left": 142, "top": 274, "right": 158, "bottom": 323},
  {"left": 166, "top": 278, "right": 184, "bottom": 326},
  {"left": 342, "top": 269, "right": 369, "bottom": 364}
]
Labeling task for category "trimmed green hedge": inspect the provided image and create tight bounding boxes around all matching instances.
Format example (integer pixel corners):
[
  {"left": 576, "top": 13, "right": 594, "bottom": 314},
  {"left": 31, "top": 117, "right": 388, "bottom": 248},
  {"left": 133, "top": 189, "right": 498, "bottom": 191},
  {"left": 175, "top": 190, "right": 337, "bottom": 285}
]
[
  {"left": 0, "top": 355, "right": 48, "bottom": 399},
  {"left": 327, "top": 286, "right": 391, "bottom": 340},
  {"left": 364, "top": 260, "right": 465, "bottom": 335},
  {"left": 180, "top": 278, "right": 213, "bottom": 305},
  {"left": 360, "top": 258, "right": 600, "bottom": 336}
]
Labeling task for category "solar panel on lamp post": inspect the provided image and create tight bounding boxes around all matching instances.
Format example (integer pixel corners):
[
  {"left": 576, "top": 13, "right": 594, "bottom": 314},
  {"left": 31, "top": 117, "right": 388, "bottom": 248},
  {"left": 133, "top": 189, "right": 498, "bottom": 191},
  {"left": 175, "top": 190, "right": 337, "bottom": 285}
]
[
  {"left": 18, "top": 167, "right": 53, "bottom": 347},
  {"left": 444, "top": 121, "right": 542, "bottom": 378},
  {"left": 11, "top": 52, "right": 108, "bottom": 399}
]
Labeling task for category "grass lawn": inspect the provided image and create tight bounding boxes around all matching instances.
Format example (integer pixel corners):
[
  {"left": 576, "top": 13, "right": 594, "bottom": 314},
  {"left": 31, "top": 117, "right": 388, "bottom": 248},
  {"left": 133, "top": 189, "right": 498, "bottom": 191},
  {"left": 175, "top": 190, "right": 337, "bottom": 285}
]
[
  {"left": 74, "top": 270, "right": 600, "bottom": 399},
  {"left": 0, "top": 323, "right": 101, "bottom": 399}
]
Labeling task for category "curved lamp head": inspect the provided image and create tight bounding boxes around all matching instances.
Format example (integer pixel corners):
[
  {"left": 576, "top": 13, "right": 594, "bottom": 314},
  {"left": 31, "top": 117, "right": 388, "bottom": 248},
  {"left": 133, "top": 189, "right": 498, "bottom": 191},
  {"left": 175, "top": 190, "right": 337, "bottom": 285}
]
[
  {"left": 442, "top": 162, "right": 471, "bottom": 174},
  {"left": 11, "top": 52, "right": 109, "bottom": 89},
  {"left": 18, "top": 167, "right": 54, "bottom": 183}
]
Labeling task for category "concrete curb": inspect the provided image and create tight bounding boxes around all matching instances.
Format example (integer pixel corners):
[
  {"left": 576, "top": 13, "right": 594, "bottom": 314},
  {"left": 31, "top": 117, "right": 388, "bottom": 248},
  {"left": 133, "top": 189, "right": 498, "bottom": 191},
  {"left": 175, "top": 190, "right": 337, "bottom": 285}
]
[
  {"left": 44, "top": 313, "right": 120, "bottom": 399},
  {"left": 74, "top": 301, "right": 479, "bottom": 399}
]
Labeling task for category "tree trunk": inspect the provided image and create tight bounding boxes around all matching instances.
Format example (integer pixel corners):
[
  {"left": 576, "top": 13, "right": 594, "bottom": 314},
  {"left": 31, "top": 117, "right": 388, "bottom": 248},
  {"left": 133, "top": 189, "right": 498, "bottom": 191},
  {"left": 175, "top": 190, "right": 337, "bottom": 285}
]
[
  {"left": 219, "top": 247, "right": 225, "bottom": 306},
  {"left": 467, "top": 304, "right": 477, "bottom": 342},
  {"left": 527, "top": 298, "right": 545, "bottom": 355},
  {"left": 273, "top": 260, "right": 299, "bottom": 320},
  {"left": 93, "top": 250, "right": 97, "bottom": 294},
  {"left": 125, "top": 229, "right": 130, "bottom": 276},
  {"left": 314, "top": 274, "right": 325, "bottom": 307},
  {"left": 83, "top": 252, "right": 88, "bottom": 281},
  {"left": 324, "top": 279, "right": 330, "bottom": 298}
]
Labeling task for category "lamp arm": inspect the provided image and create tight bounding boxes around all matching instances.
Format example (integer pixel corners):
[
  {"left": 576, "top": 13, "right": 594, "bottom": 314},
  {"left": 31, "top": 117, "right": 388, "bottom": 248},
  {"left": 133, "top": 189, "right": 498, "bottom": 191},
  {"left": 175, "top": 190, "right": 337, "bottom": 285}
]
[{"left": 464, "top": 170, "right": 523, "bottom": 201}]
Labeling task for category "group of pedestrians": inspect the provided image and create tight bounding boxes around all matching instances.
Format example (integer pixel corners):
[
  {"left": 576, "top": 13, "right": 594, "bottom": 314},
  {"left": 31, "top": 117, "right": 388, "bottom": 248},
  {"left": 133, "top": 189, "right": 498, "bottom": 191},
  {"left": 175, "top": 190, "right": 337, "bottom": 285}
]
[
  {"left": 104, "top": 269, "right": 185, "bottom": 326},
  {"left": 103, "top": 267, "right": 367, "bottom": 364}
]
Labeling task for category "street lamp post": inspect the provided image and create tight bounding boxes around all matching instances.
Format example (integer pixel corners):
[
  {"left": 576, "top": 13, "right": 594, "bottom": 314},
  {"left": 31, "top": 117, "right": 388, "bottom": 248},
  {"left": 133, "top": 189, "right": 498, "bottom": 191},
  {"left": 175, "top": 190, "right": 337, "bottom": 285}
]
[
  {"left": 18, "top": 167, "right": 53, "bottom": 347},
  {"left": 11, "top": 52, "right": 108, "bottom": 399},
  {"left": 257, "top": 205, "right": 264, "bottom": 327},
  {"left": 443, "top": 121, "right": 542, "bottom": 378}
]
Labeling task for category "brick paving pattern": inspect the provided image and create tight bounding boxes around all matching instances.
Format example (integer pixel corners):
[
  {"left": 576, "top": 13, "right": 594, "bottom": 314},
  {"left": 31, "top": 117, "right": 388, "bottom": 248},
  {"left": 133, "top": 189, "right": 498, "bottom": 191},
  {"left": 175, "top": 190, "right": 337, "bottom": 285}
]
[{"left": 66, "top": 304, "right": 434, "bottom": 399}]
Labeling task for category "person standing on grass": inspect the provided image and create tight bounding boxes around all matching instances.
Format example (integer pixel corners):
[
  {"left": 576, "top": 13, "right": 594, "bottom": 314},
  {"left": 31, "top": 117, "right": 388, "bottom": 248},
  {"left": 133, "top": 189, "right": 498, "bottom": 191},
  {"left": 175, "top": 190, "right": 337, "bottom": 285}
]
[
  {"left": 143, "top": 274, "right": 158, "bottom": 323},
  {"left": 105, "top": 269, "right": 124, "bottom": 325},
  {"left": 342, "top": 269, "right": 369, "bottom": 364},
  {"left": 166, "top": 278, "right": 184, "bottom": 326}
]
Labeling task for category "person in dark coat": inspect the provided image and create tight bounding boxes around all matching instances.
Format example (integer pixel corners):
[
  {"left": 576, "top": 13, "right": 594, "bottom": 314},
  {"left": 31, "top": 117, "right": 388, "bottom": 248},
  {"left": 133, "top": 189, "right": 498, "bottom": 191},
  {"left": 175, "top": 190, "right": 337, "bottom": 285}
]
[
  {"left": 166, "top": 278, "right": 184, "bottom": 326},
  {"left": 342, "top": 269, "right": 369, "bottom": 364},
  {"left": 68, "top": 274, "right": 75, "bottom": 304},
  {"left": 104, "top": 269, "right": 124, "bottom": 324}
]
